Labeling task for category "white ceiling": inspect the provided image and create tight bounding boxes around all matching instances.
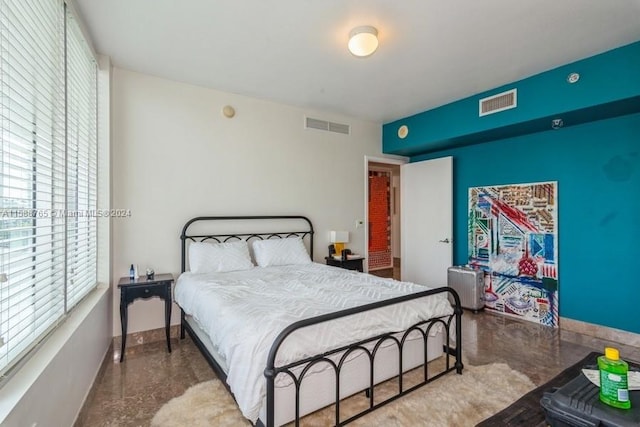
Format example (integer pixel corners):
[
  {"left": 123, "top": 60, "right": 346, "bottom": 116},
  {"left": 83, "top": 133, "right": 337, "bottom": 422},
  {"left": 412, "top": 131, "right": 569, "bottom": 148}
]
[{"left": 74, "top": 0, "right": 640, "bottom": 124}]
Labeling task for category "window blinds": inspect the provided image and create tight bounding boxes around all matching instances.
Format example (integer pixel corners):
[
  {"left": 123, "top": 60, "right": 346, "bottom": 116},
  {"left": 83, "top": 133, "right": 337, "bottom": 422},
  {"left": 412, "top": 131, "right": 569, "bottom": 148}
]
[
  {"left": 0, "top": 0, "right": 97, "bottom": 377},
  {"left": 65, "top": 9, "right": 97, "bottom": 310}
]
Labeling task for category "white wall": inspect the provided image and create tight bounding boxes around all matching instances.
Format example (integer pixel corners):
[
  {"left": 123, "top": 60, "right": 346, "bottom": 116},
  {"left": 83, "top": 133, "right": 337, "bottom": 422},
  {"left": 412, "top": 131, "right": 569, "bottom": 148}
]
[{"left": 112, "top": 68, "right": 388, "bottom": 335}]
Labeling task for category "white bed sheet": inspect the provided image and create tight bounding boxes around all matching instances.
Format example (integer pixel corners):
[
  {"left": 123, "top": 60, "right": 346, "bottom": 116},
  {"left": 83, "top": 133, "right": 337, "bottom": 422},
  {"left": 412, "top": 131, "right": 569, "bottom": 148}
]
[{"left": 174, "top": 263, "right": 453, "bottom": 423}]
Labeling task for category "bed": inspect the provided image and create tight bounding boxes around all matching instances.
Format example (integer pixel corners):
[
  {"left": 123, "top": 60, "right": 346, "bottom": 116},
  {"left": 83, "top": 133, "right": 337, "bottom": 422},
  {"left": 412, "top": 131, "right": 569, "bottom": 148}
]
[{"left": 176, "top": 215, "right": 463, "bottom": 426}]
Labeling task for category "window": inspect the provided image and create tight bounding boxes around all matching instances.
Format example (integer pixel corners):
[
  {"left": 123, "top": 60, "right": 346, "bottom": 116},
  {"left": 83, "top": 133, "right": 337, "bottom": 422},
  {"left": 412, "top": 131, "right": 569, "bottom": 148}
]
[{"left": 0, "top": 0, "right": 97, "bottom": 377}]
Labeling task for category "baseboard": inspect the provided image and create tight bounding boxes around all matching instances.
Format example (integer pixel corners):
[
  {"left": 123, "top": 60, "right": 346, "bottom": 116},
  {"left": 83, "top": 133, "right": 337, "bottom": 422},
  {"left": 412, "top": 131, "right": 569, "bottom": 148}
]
[{"left": 560, "top": 317, "right": 640, "bottom": 348}]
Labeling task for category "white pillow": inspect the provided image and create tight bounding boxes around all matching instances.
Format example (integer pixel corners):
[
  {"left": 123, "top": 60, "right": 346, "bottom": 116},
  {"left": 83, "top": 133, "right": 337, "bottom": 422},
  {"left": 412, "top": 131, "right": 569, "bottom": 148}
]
[
  {"left": 252, "top": 237, "right": 312, "bottom": 267},
  {"left": 189, "top": 240, "right": 254, "bottom": 273}
]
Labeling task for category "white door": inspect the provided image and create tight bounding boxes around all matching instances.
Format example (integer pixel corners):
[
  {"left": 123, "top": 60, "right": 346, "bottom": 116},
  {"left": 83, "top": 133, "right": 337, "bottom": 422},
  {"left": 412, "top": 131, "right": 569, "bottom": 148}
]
[{"left": 401, "top": 156, "right": 453, "bottom": 287}]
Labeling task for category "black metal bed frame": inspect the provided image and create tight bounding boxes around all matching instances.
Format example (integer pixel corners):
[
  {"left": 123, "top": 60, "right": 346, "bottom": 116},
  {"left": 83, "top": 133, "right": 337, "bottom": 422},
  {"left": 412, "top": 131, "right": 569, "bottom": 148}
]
[{"left": 179, "top": 215, "right": 463, "bottom": 427}]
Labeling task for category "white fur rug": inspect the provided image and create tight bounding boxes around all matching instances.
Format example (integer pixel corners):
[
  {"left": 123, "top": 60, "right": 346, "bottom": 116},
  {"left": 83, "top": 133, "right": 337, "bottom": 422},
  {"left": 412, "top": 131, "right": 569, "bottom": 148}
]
[{"left": 151, "top": 362, "right": 534, "bottom": 427}]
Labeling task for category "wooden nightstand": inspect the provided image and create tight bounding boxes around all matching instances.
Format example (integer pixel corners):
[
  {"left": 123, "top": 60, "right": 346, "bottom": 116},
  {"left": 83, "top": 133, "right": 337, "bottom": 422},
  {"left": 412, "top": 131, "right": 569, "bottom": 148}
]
[
  {"left": 325, "top": 256, "right": 365, "bottom": 272},
  {"left": 117, "top": 273, "right": 174, "bottom": 362}
]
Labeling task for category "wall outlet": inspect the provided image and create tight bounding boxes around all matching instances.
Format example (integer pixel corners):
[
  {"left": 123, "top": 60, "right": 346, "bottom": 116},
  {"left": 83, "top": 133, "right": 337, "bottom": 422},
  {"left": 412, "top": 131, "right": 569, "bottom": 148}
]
[{"left": 355, "top": 220, "right": 364, "bottom": 228}]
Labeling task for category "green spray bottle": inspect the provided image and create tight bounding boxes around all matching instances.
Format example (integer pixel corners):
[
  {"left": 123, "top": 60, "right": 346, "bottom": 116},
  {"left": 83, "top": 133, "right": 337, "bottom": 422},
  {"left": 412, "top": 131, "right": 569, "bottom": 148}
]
[{"left": 598, "top": 347, "right": 631, "bottom": 409}]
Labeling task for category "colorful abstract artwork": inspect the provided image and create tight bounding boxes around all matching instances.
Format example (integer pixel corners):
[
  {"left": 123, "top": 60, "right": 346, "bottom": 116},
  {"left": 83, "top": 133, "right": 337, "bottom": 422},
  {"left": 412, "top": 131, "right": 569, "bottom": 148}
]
[{"left": 468, "top": 181, "right": 558, "bottom": 327}]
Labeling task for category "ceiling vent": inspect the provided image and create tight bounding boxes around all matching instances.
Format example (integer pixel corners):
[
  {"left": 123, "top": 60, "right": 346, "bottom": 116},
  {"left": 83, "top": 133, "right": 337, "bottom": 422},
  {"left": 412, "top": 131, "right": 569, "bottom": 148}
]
[
  {"left": 305, "top": 117, "right": 350, "bottom": 135},
  {"left": 479, "top": 89, "right": 517, "bottom": 117}
]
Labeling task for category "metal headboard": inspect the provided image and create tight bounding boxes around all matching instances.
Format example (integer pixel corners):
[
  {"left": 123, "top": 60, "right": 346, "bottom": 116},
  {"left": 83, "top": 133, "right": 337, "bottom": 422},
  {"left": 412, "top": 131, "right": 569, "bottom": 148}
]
[{"left": 180, "top": 215, "right": 314, "bottom": 273}]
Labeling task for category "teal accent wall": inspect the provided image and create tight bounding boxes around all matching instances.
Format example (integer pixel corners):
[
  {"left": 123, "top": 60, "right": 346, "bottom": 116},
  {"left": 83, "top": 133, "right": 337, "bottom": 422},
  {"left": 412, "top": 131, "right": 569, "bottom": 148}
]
[
  {"left": 383, "top": 41, "right": 640, "bottom": 156},
  {"left": 412, "top": 112, "right": 640, "bottom": 334},
  {"left": 382, "top": 39, "right": 640, "bottom": 334}
]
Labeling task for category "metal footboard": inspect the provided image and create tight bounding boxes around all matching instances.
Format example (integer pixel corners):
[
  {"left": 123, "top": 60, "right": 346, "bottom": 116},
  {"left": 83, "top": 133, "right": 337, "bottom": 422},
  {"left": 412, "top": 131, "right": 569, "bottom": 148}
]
[{"left": 263, "top": 287, "right": 463, "bottom": 427}]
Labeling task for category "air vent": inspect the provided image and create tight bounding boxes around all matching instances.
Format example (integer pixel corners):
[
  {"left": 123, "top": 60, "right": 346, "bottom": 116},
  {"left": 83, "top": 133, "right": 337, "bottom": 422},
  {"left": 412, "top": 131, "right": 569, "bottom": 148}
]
[
  {"left": 305, "top": 117, "right": 350, "bottom": 135},
  {"left": 479, "top": 89, "right": 517, "bottom": 117}
]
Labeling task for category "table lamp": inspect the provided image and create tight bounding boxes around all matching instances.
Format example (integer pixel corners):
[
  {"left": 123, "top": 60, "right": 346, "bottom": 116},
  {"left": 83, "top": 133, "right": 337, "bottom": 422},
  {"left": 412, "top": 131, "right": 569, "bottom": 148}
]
[{"left": 329, "top": 231, "right": 349, "bottom": 257}]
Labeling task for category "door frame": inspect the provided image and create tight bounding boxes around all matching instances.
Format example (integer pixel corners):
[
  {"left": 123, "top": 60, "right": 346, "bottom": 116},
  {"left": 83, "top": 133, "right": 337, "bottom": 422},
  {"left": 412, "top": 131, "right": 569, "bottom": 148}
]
[{"left": 363, "top": 156, "right": 408, "bottom": 273}]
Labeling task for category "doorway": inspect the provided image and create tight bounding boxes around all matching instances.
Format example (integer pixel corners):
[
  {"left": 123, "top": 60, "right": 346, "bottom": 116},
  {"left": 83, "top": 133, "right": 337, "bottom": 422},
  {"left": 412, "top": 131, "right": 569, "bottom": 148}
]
[
  {"left": 367, "top": 160, "right": 401, "bottom": 279},
  {"left": 364, "top": 155, "right": 453, "bottom": 286}
]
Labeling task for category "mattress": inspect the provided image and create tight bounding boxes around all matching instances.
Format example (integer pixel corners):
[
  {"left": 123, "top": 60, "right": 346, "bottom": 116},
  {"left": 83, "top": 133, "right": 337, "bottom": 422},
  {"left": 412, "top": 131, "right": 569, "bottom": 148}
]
[{"left": 175, "top": 263, "right": 453, "bottom": 423}]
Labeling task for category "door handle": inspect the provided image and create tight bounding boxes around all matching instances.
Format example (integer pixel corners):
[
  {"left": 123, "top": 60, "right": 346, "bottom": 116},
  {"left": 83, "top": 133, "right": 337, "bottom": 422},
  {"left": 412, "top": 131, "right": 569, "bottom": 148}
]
[{"left": 438, "top": 238, "right": 451, "bottom": 243}]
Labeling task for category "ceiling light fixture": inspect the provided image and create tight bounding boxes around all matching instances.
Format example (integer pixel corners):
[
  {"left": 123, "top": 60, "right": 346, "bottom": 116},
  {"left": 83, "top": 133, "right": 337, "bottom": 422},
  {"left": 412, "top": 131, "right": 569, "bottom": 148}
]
[{"left": 348, "top": 26, "right": 378, "bottom": 57}]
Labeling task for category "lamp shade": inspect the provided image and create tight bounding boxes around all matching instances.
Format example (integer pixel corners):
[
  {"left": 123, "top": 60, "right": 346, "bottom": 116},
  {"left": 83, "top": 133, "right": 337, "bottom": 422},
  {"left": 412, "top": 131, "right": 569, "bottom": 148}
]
[
  {"left": 329, "top": 230, "right": 349, "bottom": 243},
  {"left": 348, "top": 26, "right": 378, "bottom": 57}
]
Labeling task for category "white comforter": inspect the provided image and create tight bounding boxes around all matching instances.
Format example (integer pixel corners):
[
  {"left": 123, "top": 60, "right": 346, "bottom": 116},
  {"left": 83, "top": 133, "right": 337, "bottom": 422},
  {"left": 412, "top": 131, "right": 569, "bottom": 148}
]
[{"left": 174, "top": 263, "right": 453, "bottom": 423}]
